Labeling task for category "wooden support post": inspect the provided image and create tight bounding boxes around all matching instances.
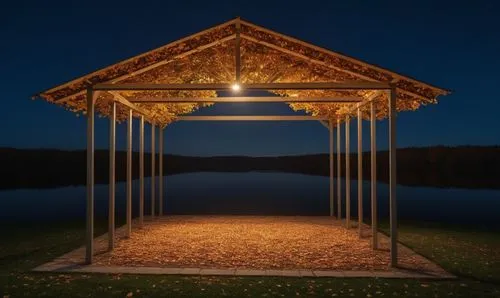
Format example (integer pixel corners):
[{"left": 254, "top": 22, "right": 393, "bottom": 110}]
[
  {"left": 371, "top": 101, "right": 378, "bottom": 249},
  {"left": 85, "top": 88, "right": 95, "bottom": 264},
  {"left": 126, "top": 109, "right": 132, "bottom": 238},
  {"left": 108, "top": 101, "right": 116, "bottom": 250},
  {"left": 151, "top": 124, "right": 155, "bottom": 219},
  {"left": 139, "top": 116, "right": 144, "bottom": 226},
  {"left": 389, "top": 87, "right": 398, "bottom": 267},
  {"left": 329, "top": 120, "right": 334, "bottom": 217},
  {"left": 345, "top": 116, "right": 351, "bottom": 228},
  {"left": 336, "top": 119, "right": 341, "bottom": 219},
  {"left": 357, "top": 107, "right": 363, "bottom": 237},
  {"left": 159, "top": 127, "right": 164, "bottom": 216}
]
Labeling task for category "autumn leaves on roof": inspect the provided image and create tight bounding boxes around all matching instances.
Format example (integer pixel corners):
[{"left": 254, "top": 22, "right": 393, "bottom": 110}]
[{"left": 35, "top": 17, "right": 449, "bottom": 127}]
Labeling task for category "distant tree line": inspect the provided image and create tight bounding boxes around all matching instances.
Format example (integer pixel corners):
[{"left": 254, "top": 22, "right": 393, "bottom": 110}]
[{"left": 0, "top": 146, "right": 499, "bottom": 190}]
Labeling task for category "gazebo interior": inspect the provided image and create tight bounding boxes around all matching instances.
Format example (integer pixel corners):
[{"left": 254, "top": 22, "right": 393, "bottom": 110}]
[{"left": 34, "top": 17, "right": 449, "bottom": 272}]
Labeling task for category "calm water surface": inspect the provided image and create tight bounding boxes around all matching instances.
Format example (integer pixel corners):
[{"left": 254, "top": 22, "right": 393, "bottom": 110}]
[{"left": 1, "top": 172, "right": 499, "bottom": 226}]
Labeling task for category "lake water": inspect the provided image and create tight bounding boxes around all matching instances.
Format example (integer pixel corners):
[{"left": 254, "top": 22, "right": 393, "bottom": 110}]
[{"left": 1, "top": 172, "right": 499, "bottom": 227}]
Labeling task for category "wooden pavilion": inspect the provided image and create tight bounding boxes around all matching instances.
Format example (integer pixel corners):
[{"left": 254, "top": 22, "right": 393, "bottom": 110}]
[{"left": 34, "top": 17, "right": 449, "bottom": 268}]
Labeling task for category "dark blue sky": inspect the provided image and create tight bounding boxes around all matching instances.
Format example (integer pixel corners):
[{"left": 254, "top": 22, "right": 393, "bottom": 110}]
[{"left": 1, "top": 0, "right": 498, "bottom": 156}]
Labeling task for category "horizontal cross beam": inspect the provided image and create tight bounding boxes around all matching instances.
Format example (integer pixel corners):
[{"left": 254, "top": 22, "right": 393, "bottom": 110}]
[
  {"left": 109, "top": 92, "right": 154, "bottom": 122},
  {"left": 93, "top": 82, "right": 391, "bottom": 91},
  {"left": 175, "top": 115, "right": 329, "bottom": 121},
  {"left": 128, "top": 96, "right": 363, "bottom": 103}
]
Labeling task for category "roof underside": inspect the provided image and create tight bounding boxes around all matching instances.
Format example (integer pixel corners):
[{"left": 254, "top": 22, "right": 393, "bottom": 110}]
[{"left": 36, "top": 18, "right": 449, "bottom": 127}]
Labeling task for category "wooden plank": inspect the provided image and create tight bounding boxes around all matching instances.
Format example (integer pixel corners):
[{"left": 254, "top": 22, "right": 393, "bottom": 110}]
[
  {"left": 175, "top": 115, "right": 328, "bottom": 121},
  {"left": 94, "top": 82, "right": 391, "bottom": 91},
  {"left": 129, "top": 96, "right": 362, "bottom": 103}
]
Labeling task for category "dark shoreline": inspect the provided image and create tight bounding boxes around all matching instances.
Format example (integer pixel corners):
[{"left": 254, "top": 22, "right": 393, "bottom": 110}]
[{"left": 1, "top": 146, "right": 500, "bottom": 190}]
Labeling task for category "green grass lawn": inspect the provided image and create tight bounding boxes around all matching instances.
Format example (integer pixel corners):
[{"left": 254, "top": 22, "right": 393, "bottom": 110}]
[{"left": 1, "top": 220, "right": 499, "bottom": 297}]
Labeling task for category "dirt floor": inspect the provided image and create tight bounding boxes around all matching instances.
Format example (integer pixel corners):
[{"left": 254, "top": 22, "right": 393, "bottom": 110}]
[{"left": 92, "top": 216, "right": 447, "bottom": 273}]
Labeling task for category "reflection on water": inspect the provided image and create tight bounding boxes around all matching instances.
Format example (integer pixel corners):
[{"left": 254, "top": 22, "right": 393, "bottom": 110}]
[{"left": 1, "top": 172, "right": 499, "bottom": 226}]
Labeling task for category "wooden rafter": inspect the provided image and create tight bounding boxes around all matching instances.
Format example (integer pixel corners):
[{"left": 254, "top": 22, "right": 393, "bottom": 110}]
[
  {"left": 54, "top": 34, "right": 236, "bottom": 104},
  {"left": 109, "top": 92, "right": 154, "bottom": 122}
]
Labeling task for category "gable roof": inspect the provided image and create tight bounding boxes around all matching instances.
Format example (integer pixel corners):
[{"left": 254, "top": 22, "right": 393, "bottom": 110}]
[{"left": 35, "top": 17, "right": 449, "bottom": 126}]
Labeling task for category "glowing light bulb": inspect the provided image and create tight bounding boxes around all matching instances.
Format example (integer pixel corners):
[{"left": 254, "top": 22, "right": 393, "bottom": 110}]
[{"left": 231, "top": 83, "right": 241, "bottom": 92}]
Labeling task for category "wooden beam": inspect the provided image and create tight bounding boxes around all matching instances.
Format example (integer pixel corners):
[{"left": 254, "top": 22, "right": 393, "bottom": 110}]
[
  {"left": 95, "top": 82, "right": 391, "bottom": 91},
  {"left": 346, "top": 91, "right": 383, "bottom": 115},
  {"left": 175, "top": 115, "right": 328, "bottom": 121},
  {"left": 129, "top": 96, "right": 362, "bottom": 103},
  {"left": 319, "top": 120, "right": 330, "bottom": 129},
  {"left": 109, "top": 92, "right": 152, "bottom": 120}
]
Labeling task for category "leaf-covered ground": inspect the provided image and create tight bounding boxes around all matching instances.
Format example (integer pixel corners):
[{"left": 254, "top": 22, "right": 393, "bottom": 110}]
[
  {"left": 91, "top": 216, "right": 445, "bottom": 275},
  {"left": 1, "top": 219, "right": 499, "bottom": 297}
]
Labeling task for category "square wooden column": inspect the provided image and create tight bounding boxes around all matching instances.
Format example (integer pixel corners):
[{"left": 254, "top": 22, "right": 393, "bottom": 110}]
[
  {"left": 357, "top": 107, "right": 363, "bottom": 237},
  {"left": 345, "top": 116, "right": 351, "bottom": 228},
  {"left": 389, "top": 87, "right": 398, "bottom": 267},
  {"left": 371, "top": 101, "right": 378, "bottom": 249},
  {"left": 329, "top": 120, "right": 334, "bottom": 217},
  {"left": 126, "top": 109, "right": 132, "bottom": 237},
  {"left": 108, "top": 101, "right": 116, "bottom": 250}
]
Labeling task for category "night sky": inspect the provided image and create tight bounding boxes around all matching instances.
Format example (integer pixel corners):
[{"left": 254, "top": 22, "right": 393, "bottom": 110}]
[{"left": 1, "top": 0, "right": 498, "bottom": 156}]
